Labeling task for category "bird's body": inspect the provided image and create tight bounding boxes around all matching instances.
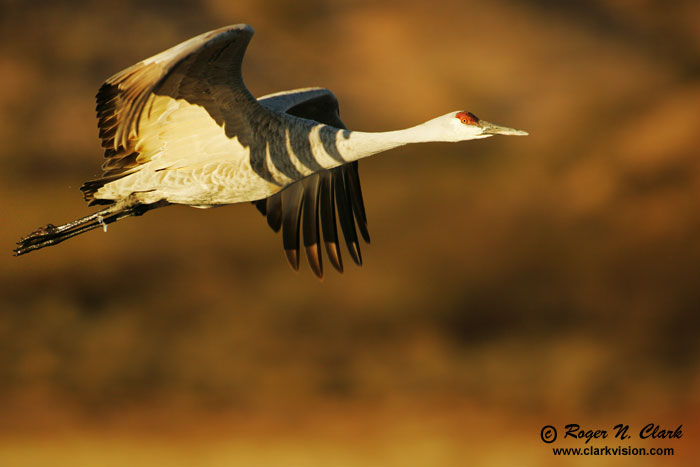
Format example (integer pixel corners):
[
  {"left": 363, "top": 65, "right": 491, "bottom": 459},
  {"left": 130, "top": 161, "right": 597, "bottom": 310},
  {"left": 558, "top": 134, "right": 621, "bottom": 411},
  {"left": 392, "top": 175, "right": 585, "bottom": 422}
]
[{"left": 15, "top": 24, "right": 527, "bottom": 277}]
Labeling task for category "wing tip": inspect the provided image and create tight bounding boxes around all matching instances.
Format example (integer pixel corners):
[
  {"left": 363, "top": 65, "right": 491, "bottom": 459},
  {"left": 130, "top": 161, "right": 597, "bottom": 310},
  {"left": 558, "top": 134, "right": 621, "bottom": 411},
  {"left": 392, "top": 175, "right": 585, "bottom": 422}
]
[
  {"left": 324, "top": 241, "right": 344, "bottom": 273},
  {"left": 305, "top": 244, "right": 323, "bottom": 279},
  {"left": 285, "top": 249, "right": 300, "bottom": 272}
]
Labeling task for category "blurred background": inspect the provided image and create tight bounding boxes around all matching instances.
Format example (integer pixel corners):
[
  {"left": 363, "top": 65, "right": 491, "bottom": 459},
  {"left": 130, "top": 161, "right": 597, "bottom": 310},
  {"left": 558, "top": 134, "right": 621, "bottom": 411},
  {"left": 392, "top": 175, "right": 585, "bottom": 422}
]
[{"left": 1, "top": 0, "right": 699, "bottom": 465}]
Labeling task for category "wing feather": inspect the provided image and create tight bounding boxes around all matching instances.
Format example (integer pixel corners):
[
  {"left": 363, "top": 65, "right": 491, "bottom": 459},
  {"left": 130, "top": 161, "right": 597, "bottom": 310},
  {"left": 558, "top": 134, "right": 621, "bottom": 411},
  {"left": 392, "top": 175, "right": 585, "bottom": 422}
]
[
  {"left": 103, "top": 24, "right": 254, "bottom": 151},
  {"left": 333, "top": 168, "right": 362, "bottom": 266},
  {"left": 344, "top": 161, "right": 370, "bottom": 243},
  {"left": 256, "top": 88, "right": 370, "bottom": 277},
  {"left": 83, "top": 24, "right": 256, "bottom": 204},
  {"left": 281, "top": 182, "right": 304, "bottom": 271},
  {"left": 319, "top": 171, "right": 343, "bottom": 273},
  {"left": 302, "top": 175, "right": 323, "bottom": 278}
]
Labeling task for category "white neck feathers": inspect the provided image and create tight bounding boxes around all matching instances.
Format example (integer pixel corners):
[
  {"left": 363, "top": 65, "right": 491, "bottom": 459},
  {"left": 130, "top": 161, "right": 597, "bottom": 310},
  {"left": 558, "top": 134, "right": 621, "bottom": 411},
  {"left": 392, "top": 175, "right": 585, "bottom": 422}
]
[{"left": 336, "top": 122, "right": 442, "bottom": 163}]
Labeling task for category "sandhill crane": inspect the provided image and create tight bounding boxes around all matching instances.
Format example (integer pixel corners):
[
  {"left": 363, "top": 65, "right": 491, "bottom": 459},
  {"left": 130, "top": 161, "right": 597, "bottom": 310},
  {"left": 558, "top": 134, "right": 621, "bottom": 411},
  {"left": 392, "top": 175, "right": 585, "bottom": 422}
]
[{"left": 14, "top": 24, "right": 527, "bottom": 277}]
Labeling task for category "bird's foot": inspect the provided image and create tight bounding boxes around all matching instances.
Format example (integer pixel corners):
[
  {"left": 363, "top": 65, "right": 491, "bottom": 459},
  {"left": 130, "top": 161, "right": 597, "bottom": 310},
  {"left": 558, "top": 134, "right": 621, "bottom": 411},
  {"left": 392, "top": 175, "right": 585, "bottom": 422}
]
[{"left": 18, "top": 224, "right": 58, "bottom": 244}]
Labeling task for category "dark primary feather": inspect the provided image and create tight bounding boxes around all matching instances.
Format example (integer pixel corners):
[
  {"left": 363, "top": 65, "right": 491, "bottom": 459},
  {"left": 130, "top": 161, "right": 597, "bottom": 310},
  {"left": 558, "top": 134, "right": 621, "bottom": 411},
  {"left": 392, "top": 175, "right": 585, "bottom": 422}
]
[
  {"left": 319, "top": 171, "right": 343, "bottom": 272},
  {"left": 256, "top": 88, "right": 371, "bottom": 277},
  {"left": 344, "top": 165, "right": 370, "bottom": 243},
  {"left": 334, "top": 168, "right": 362, "bottom": 266},
  {"left": 301, "top": 175, "right": 322, "bottom": 277},
  {"left": 281, "top": 182, "right": 304, "bottom": 271}
]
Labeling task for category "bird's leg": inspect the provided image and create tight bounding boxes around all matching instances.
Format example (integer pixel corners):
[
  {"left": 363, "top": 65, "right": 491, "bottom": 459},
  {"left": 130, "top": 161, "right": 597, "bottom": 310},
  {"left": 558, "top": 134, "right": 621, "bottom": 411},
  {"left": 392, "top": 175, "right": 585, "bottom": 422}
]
[
  {"left": 19, "top": 210, "right": 112, "bottom": 244},
  {"left": 17, "top": 199, "right": 133, "bottom": 246},
  {"left": 14, "top": 197, "right": 169, "bottom": 256}
]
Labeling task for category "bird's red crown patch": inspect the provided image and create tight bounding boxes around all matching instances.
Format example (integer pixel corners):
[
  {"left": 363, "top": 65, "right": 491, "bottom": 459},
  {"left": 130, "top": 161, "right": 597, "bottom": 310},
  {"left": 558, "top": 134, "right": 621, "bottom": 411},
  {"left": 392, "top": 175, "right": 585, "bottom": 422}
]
[{"left": 456, "top": 111, "right": 479, "bottom": 125}]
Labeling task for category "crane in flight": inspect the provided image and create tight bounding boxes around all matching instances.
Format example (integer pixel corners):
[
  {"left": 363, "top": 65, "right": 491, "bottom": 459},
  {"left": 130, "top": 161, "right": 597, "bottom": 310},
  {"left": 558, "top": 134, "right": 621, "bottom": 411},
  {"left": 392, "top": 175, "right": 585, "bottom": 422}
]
[{"left": 14, "top": 24, "right": 527, "bottom": 277}]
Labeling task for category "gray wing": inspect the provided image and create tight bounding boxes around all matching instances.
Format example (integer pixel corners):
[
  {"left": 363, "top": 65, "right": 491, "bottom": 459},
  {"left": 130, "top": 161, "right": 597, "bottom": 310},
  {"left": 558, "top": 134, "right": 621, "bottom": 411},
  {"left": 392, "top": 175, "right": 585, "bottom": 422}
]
[
  {"left": 256, "top": 88, "right": 371, "bottom": 278},
  {"left": 84, "top": 24, "right": 258, "bottom": 204}
]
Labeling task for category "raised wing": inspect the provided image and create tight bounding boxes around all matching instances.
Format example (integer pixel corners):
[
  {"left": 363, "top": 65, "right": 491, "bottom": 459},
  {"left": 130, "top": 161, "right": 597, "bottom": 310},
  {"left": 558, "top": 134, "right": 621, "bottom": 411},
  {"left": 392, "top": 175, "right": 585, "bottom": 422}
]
[
  {"left": 83, "top": 24, "right": 258, "bottom": 204},
  {"left": 257, "top": 88, "right": 371, "bottom": 278}
]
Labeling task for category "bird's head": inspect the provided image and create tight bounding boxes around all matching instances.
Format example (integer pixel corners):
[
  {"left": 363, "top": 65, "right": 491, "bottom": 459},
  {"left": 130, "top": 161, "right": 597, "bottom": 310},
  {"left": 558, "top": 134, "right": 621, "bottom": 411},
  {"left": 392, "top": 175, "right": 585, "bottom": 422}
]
[{"left": 425, "top": 111, "right": 528, "bottom": 142}]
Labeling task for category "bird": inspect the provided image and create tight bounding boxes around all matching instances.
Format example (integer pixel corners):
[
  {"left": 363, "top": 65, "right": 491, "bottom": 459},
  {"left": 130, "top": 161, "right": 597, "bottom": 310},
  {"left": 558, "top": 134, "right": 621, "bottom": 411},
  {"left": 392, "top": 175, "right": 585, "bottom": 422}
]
[{"left": 14, "top": 24, "right": 527, "bottom": 277}]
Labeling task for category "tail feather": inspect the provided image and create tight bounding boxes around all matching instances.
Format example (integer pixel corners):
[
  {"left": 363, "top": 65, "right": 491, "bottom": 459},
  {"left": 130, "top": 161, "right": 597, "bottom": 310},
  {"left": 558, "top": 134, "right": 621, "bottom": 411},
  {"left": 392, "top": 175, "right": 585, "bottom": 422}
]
[
  {"left": 13, "top": 198, "right": 168, "bottom": 256},
  {"left": 80, "top": 174, "right": 124, "bottom": 206}
]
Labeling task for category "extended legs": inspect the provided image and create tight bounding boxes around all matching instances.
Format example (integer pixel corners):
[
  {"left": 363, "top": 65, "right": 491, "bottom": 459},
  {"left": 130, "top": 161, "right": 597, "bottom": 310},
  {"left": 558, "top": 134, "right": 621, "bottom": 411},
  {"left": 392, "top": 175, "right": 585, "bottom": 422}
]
[{"left": 13, "top": 197, "right": 169, "bottom": 256}]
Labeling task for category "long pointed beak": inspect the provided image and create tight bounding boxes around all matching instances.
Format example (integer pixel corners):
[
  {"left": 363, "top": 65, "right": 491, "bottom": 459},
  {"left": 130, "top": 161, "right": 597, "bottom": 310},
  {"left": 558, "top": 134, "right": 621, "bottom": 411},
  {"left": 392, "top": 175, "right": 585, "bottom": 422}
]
[{"left": 480, "top": 121, "right": 528, "bottom": 136}]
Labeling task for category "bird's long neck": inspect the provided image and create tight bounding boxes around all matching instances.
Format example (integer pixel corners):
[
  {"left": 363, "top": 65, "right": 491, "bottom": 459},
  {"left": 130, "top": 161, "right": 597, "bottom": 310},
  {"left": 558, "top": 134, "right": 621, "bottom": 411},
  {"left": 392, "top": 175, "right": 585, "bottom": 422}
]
[{"left": 335, "top": 124, "right": 436, "bottom": 163}]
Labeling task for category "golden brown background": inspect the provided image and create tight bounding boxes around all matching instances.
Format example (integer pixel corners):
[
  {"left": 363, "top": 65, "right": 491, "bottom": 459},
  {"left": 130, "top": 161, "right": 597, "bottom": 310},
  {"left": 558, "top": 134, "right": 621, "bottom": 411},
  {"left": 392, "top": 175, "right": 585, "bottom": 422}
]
[{"left": 1, "top": 0, "right": 699, "bottom": 465}]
